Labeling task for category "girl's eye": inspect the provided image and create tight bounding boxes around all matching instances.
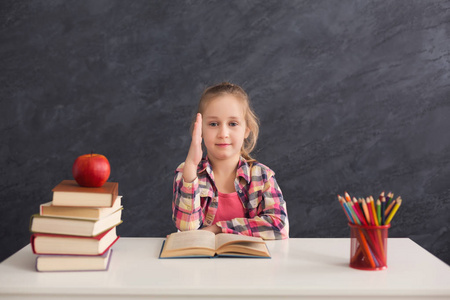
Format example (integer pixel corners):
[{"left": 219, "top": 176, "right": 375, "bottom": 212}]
[
  {"left": 209, "top": 122, "right": 218, "bottom": 127},
  {"left": 229, "top": 122, "right": 238, "bottom": 127}
]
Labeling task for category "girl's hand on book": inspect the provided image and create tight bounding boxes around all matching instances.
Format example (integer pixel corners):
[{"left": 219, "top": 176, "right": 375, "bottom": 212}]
[
  {"left": 201, "top": 224, "right": 222, "bottom": 234},
  {"left": 183, "top": 113, "right": 203, "bottom": 183}
]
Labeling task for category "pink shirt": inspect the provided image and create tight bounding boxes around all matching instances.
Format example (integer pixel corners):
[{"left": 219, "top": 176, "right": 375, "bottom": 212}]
[{"left": 213, "top": 191, "right": 246, "bottom": 223}]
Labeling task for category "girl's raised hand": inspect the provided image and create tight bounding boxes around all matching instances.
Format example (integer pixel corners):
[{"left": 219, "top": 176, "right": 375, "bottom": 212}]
[{"left": 183, "top": 113, "right": 203, "bottom": 182}]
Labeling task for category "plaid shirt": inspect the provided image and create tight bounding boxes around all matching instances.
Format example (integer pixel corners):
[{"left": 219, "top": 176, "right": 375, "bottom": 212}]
[{"left": 172, "top": 156, "right": 289, "bottom": 240}]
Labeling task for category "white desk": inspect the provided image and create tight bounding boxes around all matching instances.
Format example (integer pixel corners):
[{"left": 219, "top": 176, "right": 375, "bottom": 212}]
[{"left": 0, "top": 238, "right": 449, "bottom": 299}]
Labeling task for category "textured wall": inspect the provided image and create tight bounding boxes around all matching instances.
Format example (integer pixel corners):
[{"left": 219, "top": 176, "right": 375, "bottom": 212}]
[{"left": 1, "top": 0, "right": 449, "bottom": 264}]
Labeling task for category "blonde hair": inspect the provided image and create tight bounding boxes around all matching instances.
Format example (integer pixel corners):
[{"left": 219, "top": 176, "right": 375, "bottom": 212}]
[{"left": 192, "top": 82, "right": 260, "bottom": 162}]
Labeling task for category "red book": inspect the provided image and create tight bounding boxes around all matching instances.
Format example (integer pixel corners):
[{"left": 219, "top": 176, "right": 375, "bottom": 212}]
[{"left": 31, "top": 227, "right": 119, "bottom": 256}]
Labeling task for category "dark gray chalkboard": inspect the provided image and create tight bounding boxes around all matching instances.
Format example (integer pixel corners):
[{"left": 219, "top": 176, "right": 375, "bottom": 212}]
[{"left": 1, "top": 0, "right": 449, "bottom": 265}]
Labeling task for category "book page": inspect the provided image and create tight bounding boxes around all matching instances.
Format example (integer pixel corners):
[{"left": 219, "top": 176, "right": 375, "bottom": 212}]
[
  {"left": 164, "top": 230, "right": 216, "bottom": 251},
  {"left": 215, "top": 233, "right": 264, "bottom": 249},
  {"left": 216, "top": 243, "right": 270, "bottom": 257}
]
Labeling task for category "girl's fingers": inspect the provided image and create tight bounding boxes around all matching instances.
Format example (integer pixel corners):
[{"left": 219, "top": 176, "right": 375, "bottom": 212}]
[
  {"left": 196, "top": 113, "right": 202, "bottom": 138},
  {"left": 193, "top": 113, "right": 202, "bottom": 143}
]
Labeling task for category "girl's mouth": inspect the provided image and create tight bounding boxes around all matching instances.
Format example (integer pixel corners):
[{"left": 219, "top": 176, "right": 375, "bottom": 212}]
[{"left": 216, "top": 143, "right": 231, "bottom": 147}]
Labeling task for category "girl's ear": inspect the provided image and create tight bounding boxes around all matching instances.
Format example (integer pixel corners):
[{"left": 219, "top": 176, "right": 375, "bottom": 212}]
[{"left": 245, "top": 127, "right": 251, "bottom": 139}]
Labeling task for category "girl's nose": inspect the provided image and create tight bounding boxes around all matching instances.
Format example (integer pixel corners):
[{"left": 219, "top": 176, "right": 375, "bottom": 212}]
[{"left": 218, "top": 125, "right": 229, "bottom": 138}]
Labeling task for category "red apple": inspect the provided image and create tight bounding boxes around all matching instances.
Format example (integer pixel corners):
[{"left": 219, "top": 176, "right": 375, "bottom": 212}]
[{"left": 72, "top": 153, "right": 111, "bottom": 187}]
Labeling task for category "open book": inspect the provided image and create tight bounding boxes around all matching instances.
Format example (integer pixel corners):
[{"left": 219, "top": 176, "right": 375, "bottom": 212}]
[{"left": 159, "top": 230, "right": 270, "bottom": 258}]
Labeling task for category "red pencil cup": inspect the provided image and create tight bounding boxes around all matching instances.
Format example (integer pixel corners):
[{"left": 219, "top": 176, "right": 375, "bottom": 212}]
[{"left": 349, "top": 223, "right": 390, "bottom": 270}]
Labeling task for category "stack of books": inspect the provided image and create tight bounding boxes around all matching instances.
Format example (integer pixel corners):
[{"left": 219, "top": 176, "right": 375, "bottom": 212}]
[{"left": 30, "top": 180, "right": 123, "bottom": 272}]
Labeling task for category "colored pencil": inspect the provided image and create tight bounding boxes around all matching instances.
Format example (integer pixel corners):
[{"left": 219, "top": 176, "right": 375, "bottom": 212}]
[
  {"left": 354, "top": 198, "right": 364, "bottom": 223},
  {"left": 343, "top": 201, "right": 355, "bottom": 224},
  {"left": 352, "top": 198, "right": 367, "bottom": 226},
  {"left": 347, "top": 201, "right": 361, "bottom": 225},
  {"left": 385, "top": 199, "right": 402, "bottom": 225},
  {"left": 337, "top": 192, "right": 403, "bottom": 226},
  {"left": 364, "top": 197, "right": 385, "bottom": 259},
  {"left": 361, "top": 198, "right": 371, "bottom": 225},
  {"left": 357, "top": 228, "right": 376, "bottom": 268},
  {"left": 344, "top": 191, "right": 352, "bottom": 202},
  {"left": 338, "top": 197, "right": 352, "bottom": 223},
  {"left": 369, "top": 196, "right": 379, "bottom": 226},
  {"left": 384, "top": 197, "right": 399, "bottom": 217},
  {"left": 362, "top": 229, "right": 383, "bottom": 266},
  {"left": 380, "top": 193, "right": 386, "bottom": 225},
  {"left": 376, "top": 199, "right": 381, "bottom": 225},
  {"left": 339, "top": 195, "right": 358, "bottom": 225},
  {"left": 369, "top": 196, "right": 385, "bottom": 261},
  {"left": 366, "top": 198, "right": 375, "bottom": 226},
  {"left": 386, "top": 192, "right": 394, "bottom": 207}
]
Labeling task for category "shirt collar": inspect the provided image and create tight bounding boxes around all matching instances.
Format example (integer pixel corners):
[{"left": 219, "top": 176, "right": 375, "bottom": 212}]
[{"left": 236, "top": 156, "right": 251, "bottom": 183}]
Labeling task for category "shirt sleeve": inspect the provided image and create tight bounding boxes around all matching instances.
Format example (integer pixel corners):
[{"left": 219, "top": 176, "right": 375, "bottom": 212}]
[
  {"left": 215, "top": 173, "right": 289, "bottom": 240},
  {"left": 172, "top": 165, "right": 204, "bottom": 231}
]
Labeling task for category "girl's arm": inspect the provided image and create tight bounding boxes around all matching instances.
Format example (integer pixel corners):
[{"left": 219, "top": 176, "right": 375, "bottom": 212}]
[
  {"left": 172, "top": 113, "right": 205, "bottom": 231},
  {"left": 215, "top": 174, "right": 289, "bottom": 240},
  {"left": 172, "top": 166, "right": 204, "bottom": 231}
]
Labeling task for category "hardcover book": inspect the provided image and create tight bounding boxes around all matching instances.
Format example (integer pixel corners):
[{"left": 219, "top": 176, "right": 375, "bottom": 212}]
[
  {"left": 31, "top": 226, "right": 119, "bottom": 255},
  {"left": 36, "top": 249, "right": 113, "bottom": 272},
  {"left": 159, "top": 230, "right": 270, "bottom": 258},
  {"left": 52, "top": 180, "right": 119, "bottom": 207},
  {"left": 40, "top": 196, "right": 122, "bottom": 220},
  {"left": 30, "top": 208, "right": 123, "bottom": 237}
]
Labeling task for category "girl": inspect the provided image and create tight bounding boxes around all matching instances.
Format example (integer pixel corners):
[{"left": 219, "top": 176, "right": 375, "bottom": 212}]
[{"left": 172, "top": 82, "right": 289, "bottom": 239}]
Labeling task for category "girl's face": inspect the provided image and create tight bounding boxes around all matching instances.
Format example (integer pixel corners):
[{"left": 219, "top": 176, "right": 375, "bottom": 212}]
[{"left": 202, "top": 94, "right": 250, "bottom": 163}]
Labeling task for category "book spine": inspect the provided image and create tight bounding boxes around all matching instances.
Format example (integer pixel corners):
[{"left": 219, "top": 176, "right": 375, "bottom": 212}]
[{"left": 30, "top": 234, "right": 37, "bottom": 254}]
